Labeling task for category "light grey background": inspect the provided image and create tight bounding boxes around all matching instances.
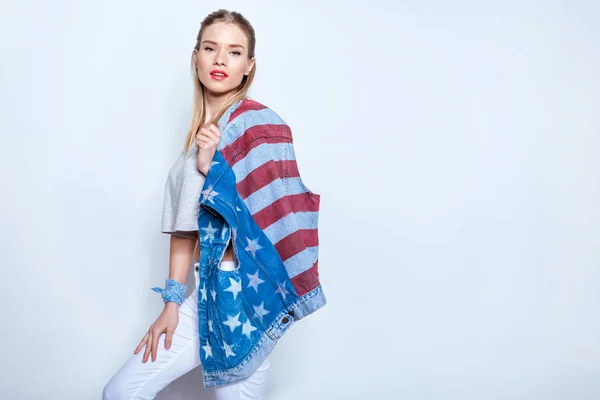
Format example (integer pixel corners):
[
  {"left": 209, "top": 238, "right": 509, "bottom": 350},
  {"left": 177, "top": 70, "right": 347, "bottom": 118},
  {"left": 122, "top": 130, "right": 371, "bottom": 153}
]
[{"left": 1, "top": 0, "right": 599, "bottom": 399}]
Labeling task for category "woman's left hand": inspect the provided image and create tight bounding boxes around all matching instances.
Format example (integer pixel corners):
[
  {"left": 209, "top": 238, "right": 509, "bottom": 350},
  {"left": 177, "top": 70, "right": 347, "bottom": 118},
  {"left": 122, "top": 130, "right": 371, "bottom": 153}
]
[{"left": 195, "top": 124, "right": 221, "bottom": 176}]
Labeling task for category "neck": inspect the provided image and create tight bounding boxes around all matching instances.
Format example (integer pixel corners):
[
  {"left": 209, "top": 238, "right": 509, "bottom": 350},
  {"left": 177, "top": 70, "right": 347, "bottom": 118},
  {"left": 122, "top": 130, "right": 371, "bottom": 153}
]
[{"left": 203, "top": 90, "right": 233, "bottom": 126}]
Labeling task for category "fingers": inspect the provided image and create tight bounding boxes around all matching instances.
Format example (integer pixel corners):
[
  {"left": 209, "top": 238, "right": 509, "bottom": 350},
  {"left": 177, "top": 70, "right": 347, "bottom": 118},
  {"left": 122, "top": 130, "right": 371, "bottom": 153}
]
[
  {"left": 206, "top": 124, "right": 221, "bottom": 136},
  {"left": 133, "top": 332, "right": 149, "bottom": 354},
  {"left": 195, "top": 125, "right": 221, "bottom": 149},
  {"left": 164, "top": 328, "right": 173, "bottom": 350},
  {"left": 195, "top": 127, "right": 215, "bottom": 140},
  {"left": 195, "top": 129, "right": 219, "bottom": 144},
  {"left": 195, "top": 136, "right": 212, "bottom": 151},
  {"left": 142, "top": 332, "right": 152, "bottom": 363},
  {"left": 150, "top": 328, "right": 160, "bottom": 362}
]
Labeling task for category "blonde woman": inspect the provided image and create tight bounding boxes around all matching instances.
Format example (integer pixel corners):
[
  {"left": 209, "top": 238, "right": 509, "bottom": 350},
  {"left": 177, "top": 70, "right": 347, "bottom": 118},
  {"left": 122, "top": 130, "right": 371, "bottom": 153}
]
[{"left": 103, "top": 8, "right": 326, "bottom": 400}]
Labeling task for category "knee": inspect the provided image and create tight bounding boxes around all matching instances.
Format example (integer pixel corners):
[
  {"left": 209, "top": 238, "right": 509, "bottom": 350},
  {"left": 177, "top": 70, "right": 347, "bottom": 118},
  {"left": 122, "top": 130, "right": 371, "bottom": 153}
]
[
  {"left": 102, "top": 379, "right": 120, "bottom": 400},
  {"left": 102, "top": 377, "right": 136, "bottom": 400},
  {"left": 102, "top": 380, "right": 113, "bottom": 400}
]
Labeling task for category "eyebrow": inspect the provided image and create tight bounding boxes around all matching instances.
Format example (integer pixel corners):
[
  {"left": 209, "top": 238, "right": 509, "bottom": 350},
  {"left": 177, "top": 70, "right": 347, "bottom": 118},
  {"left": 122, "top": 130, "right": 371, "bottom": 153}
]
[{"left": 202, "top": 40, "right": 245, "bottom": 50}]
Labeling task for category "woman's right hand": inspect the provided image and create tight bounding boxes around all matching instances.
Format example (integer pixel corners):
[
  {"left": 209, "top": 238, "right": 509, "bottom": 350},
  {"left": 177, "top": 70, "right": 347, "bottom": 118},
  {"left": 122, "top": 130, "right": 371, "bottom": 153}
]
[
  {"left": 195, "top": 124, "right": 221, "bottom": 176},
  {"left": 133, "top": 303, "right": 180, "bottom": 363}
]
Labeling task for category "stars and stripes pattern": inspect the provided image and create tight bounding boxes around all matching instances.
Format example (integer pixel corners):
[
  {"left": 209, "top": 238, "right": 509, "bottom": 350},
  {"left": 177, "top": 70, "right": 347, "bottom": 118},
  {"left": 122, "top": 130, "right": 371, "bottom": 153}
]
[{"left": 195, "top": 98, "right": 326, "bottom": 386}]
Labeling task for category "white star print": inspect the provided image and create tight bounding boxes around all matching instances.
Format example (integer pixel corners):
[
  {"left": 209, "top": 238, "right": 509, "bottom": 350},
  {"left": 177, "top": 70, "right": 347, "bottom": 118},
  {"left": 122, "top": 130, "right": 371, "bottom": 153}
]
[
  {"left": 253, "top": 301, "right": 270, "bottom": 320},
  {"left": 275, "top": 281, "right": 290, "bottom": 301},
  {"left": 223, "top": 342, "right": 236, "bottom": 358},
  {"left": 241, "top": 319, "right": 257, "bottom": 339},
  {"left": 224, "top": 277, "right": 242, "bottom": 300},
  {"left": 223, "top": 312, "right": 242, "bottom": 332},
  {"left": 201, "top": 187, "right": 219, "bottom": 204},
  {"left": 202, "top": 340, "right": 212, "bottom": 359},
  {"left": 210, "top": 161, "right": 220, "bottom": 168},
  {"left": 201, "top": 221, "right": 218, "bottom": 241},
  {"left": 208, "top": 319, "right": 213, "bottom": 332},
  {"left": 236, "top": 206, "right": 242, "bottom": 211},
  {"left": 245, "top": 237, "right": 263, "bottom": 257},
  {"left": 221, "top": 226, "right": 228, "bottom": 240},
  {"left": 210, "top": 289, "right": 217, "bottom": 301},
  {"left": 199, "top": 283, "right": 207, "bottom": 302},
  {"left": 246, "top": 270, "right": 265, "bottom": 293}
]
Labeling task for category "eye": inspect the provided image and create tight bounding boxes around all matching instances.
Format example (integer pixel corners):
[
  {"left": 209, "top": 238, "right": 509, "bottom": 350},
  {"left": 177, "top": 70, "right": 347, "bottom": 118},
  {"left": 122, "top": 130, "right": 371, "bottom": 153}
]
[{"left": 204, "top": 47, "right": 241, "bottom": 56}]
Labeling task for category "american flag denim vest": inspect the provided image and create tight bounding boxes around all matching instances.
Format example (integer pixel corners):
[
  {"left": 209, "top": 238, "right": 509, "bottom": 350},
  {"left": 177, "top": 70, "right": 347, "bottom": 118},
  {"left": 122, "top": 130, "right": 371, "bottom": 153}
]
[{"left": 195, "top": 99, "right": 327, "bottom": 388}]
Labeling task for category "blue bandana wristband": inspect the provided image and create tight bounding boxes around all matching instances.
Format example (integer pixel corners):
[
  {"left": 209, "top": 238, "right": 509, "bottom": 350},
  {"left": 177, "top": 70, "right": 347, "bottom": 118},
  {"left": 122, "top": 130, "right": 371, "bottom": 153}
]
[{"left": 151, "top": 278, "right": 187, "bottom": 305}]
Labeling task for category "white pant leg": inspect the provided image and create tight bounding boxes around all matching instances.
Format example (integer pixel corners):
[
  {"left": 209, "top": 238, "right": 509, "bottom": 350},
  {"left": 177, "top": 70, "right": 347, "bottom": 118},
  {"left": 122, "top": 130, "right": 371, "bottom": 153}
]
[
  {"left": 214, "top": 357, "right": 270, "bottom": 400},
  {"left": 102, "top": 288, "right": 202, "bottom": 399},
  {"left": 103, "top": 261, "right": 270, "bottom": 400}
]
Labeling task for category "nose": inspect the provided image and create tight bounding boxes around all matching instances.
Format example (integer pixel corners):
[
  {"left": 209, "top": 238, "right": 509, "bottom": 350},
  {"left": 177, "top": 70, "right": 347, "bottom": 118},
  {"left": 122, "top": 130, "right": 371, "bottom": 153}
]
[{"left": 214, "top": 49, "right": 226, "bottom": 66}]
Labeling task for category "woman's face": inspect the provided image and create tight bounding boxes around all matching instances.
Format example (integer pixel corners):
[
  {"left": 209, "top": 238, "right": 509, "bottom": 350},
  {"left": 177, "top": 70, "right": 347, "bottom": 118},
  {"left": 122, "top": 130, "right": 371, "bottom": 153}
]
[{"left": 194, "top": 22, "right": 255, "bottom": 97}]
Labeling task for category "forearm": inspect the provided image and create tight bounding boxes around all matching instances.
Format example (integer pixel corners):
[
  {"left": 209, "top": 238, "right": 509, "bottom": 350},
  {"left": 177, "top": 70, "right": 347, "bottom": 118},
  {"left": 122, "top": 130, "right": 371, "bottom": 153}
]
[{"left": 168, "top": 233, "right": 197, "bottom": 285}]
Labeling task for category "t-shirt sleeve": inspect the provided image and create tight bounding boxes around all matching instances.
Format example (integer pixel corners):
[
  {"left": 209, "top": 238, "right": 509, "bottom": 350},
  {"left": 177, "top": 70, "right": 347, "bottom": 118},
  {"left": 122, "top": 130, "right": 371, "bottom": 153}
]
[{"left": 161, "top": 151, "right": 205, "bottom": 239}]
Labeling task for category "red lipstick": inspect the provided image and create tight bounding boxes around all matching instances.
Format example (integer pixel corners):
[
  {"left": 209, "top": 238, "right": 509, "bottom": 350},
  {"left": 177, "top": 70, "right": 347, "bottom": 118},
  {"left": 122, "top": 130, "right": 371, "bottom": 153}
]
[{"left": 210, "top": 69, "right": 228, "bottom": 81}]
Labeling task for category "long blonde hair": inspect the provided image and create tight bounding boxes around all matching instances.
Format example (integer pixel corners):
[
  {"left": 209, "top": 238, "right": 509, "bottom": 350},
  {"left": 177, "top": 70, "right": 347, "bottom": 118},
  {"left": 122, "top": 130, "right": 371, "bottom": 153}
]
[{"left": 183, "top": 9, "right": 257, "bottom": 154}]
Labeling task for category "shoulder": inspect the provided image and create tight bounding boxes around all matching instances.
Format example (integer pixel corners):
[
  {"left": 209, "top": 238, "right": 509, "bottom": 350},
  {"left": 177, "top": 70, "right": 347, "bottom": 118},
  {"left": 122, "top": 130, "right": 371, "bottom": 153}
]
[
  {"left": 219, "top": 99, "right": 294, "bottom": 162},
  {"left": 219, "top": 99, "right": 293, "bottom": 151},
  {"left": 231, "top": 98, "right": 289, "bottom": 132}
]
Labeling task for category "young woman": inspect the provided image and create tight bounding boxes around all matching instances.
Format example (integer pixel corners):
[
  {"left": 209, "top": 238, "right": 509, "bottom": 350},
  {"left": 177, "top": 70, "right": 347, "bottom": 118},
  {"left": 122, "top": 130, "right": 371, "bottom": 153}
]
[{"left": 103, "top": 8, "right": 326, "bottom": 400}]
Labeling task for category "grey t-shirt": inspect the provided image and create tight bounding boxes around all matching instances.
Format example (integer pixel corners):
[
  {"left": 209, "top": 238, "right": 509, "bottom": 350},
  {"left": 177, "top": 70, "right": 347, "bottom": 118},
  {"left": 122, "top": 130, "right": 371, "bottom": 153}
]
[
  {"left": 161, "top": 144, "right": 204, "bottom": 239},
  {"left": 162, "top": 98, "right": 245, "bottom": 239}
]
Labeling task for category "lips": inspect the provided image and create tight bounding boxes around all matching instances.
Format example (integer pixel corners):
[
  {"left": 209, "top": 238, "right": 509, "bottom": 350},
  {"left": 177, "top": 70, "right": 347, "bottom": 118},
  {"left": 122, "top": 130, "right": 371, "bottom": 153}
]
[{"left": 210, "top": 70, "right": 228, "bottom": 80}]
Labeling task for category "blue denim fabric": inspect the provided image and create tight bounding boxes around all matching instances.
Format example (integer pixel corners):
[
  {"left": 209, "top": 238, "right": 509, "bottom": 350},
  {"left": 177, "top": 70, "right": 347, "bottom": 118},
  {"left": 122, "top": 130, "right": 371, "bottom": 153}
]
[{"left": 195, "top": 148, "right": 327, "bottom": 388}]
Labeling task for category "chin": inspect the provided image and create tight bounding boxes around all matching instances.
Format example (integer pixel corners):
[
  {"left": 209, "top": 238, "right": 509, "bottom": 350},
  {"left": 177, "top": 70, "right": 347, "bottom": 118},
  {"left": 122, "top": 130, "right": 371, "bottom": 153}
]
[
  {"left": 201, "top": 80, "right": 231, "bottom": 93},
  {"left": 204, "top": 86, "right": 234, "bottom": 97}
]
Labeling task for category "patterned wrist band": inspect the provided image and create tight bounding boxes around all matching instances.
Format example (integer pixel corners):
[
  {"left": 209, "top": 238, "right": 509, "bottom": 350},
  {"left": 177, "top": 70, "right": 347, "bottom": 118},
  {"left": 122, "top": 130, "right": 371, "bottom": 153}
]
[{"left": 151, "top": 278, "right": 187, "bottom": 305}]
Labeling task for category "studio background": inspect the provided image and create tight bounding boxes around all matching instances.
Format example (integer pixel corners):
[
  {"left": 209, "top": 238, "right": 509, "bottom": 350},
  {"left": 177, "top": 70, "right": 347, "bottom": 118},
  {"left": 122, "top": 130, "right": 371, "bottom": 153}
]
[{"left": 1, "top": 1, "right": 599, "bottom": 399}]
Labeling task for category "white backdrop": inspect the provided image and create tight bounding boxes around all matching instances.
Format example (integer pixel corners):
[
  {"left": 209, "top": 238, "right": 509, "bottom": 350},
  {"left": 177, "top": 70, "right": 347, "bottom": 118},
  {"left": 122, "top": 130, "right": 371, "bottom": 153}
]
[{"left": 1, "top": 1, "right": 599, "bottom": 399}]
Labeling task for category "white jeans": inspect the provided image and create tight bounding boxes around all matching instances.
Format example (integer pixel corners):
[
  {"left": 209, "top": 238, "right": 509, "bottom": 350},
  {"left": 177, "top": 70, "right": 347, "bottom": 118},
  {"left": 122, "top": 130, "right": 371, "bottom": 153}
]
[{"left": 103, "top": 261, "right": 270, "bottom": 400}]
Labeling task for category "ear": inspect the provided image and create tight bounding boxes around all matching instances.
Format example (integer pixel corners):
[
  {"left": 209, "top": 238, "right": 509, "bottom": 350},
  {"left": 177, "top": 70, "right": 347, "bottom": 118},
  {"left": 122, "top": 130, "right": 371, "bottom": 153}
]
[
  {"left": 192, "top": 49, "right": 198, "bottom": 64},
  {"left": 245, "top": 57, "right": 255, "bottom": 75}
]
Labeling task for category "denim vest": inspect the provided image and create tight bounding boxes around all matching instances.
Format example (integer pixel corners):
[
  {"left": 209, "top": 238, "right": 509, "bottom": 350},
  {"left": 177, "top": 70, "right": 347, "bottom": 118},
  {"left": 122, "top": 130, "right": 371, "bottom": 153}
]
[{"left": 195, "top": 99, "right": 327, "bottom": 388}]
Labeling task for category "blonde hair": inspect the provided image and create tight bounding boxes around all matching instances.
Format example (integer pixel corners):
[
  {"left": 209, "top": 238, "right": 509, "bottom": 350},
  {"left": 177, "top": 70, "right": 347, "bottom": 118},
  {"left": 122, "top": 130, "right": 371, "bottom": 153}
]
[{"left": 183, "top": 9, "right": 257, "bottom": 154}]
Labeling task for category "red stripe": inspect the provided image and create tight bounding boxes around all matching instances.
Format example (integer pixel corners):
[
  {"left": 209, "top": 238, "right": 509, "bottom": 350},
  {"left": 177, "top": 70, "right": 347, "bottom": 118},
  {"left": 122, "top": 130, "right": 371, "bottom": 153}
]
[
  {"left": 228, "top": 99, "right": 266, "bottom": 123},
  {"left": 222, "top": 124, "right": 292, "bottom": 166},
  {"left": 285, "top": 159, "right": 301, "bottom": 178},
  {"left": 236, "top": 160, "right": 285, "bottom": 199},
  {"left": 236, "top": 159, "right": 298, "bottom": 199},
  {"left": 274, "top": 229, "right": 319, "bottom": 262},
  {"left": 291, "top": 260, "right": 320, "bottom": 297},
  {"left": 252, "top": 192, "right": 320, "bottom": 230},
  {"left": 223, "top": 100, "right": 324, "bottom": 296}
]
